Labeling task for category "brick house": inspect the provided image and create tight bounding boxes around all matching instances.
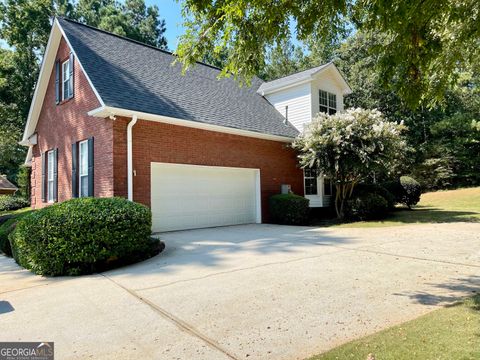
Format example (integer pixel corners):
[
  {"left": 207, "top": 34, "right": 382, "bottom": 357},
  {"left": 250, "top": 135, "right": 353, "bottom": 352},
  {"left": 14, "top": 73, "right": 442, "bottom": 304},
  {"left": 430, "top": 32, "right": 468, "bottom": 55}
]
[{"left": 21, "top": 18, "right": 351, "bottom": 232}]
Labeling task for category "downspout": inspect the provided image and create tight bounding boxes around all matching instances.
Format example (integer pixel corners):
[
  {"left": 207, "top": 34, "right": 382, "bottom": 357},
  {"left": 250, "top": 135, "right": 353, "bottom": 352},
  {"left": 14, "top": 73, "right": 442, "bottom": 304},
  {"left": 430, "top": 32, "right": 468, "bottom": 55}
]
[{"left": 127, "top": 115, "right": 138, "bottom": 201}]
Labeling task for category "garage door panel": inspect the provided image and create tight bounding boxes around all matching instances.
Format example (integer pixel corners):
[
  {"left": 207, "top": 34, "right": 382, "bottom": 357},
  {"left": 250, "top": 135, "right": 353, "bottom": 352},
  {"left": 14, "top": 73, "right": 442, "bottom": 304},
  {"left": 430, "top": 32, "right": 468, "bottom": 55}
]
[{"left": 151, "top": 163, "right": 259, "bottom": 232}]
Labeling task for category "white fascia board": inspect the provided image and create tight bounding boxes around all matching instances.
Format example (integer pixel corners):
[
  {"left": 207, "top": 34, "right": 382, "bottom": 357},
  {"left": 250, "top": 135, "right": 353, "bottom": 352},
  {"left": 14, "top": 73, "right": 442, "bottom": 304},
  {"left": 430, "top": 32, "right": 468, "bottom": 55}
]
[
  {"left": 260, "top": 63, "right": 352, "bottom": 96},
  {"left": 257, "top": 78, "right": 312, "bottom": 96},
  {"left": 313, "top": 63, "right": 352, "bottom": 95},
  {"left": 21, "top": 21, "right": 60, "bottom": 144},
  {"left": 21, "top": 18, "right": 105, "bottom": 145},
  {"left": 24, "top": 147, "right": 33, "bottom": 167},
  {"left": 88, "top": 106, "right": 295, "bottom": 143}
]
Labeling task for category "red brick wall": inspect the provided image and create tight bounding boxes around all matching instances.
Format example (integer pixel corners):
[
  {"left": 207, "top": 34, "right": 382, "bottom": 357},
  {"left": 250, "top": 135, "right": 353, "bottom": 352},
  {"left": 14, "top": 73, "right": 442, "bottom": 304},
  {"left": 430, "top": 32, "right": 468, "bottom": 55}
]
[
  {"left": 30, "top": 37, "right": 113, "bottom": 208},
  {"left": 113, "top": 118, "right": 304, "bottom": 222}
]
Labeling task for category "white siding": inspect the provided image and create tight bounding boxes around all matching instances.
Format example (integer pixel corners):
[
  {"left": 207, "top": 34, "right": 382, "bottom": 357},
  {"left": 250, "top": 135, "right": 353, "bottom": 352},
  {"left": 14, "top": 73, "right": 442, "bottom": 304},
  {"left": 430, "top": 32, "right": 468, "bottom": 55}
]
[
  {"left": 311, "top": 68, "right": 345, "bottom": 119},
  {"left": 265, "top": 83, "right": 312, "bottom": 132}
]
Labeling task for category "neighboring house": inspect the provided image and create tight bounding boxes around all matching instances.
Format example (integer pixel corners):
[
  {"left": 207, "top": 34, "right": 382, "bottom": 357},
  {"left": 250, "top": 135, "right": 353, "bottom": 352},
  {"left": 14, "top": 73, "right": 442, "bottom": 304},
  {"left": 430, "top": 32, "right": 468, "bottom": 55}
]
[
  {"left": 0, "top": 175, "right": 18, "bottom": 195},
  {"left": 20, "top": 17, "right": 351, "bottom": 232}
]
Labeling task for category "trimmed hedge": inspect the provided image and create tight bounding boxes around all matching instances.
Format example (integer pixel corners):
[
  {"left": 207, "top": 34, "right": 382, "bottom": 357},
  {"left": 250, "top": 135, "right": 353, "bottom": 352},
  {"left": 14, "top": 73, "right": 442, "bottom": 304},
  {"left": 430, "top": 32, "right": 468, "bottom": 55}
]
[
  {"left": 354, "top": 184, "right": 395, "bottom": 210},
  {"left": 400, "top": 176, "right": 422, "bottom": 208},
  {"left": 345, "top": 193, "right": 389, "bottom": 221},
  {"left": 269, "top": 193, "right": 310, "bottom": 225},
  {"left": 0, "top": 211, "right": 32, "bottom": 256},
  {"left": 382, "top": 176, "right": 422, "bottom": 208},
  {"left": 10, "top": 197, "right": 160, "bottom": 276},
  {"left": 0, "top": 196, "right": 30, "bottom": 212}
]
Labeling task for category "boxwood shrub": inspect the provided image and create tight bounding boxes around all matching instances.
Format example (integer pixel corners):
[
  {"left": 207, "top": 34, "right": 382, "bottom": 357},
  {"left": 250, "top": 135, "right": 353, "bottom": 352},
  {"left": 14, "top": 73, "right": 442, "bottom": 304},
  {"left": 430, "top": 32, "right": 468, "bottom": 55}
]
[
  {"left": 0, "top": 195, "right": 30, "bottom": 212},
  {"left": 399, "top": 176, "right": 422, "bottom": 208},
  {"left": 345, "top": 193, "right": 389, "bottom": 221},
  {"left": 354, "top": 183, "right": 396, "bottom": 210},
  {"left": 383, "top": 176, "right": 422, "bottom": 208},
  {"left": 10, "top": 197, "right": 160, "bottom": 276},
  {"left": 269, "top": 193, "right": 310, "bottom": 225}
]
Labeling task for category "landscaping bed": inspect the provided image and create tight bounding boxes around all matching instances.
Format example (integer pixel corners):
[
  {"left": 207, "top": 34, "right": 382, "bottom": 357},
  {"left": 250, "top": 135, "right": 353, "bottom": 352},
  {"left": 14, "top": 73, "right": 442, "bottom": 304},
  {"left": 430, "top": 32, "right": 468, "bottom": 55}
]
[{"left": 3, "top": 197, "right": 164, "bottom": 276}]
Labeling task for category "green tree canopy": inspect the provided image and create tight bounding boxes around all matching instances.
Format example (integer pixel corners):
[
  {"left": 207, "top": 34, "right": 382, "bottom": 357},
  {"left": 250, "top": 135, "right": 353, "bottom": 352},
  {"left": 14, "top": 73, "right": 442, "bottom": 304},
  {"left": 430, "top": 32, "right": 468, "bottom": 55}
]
[{"left": 176, "top": 0, "right": 479, "bottom": 107}]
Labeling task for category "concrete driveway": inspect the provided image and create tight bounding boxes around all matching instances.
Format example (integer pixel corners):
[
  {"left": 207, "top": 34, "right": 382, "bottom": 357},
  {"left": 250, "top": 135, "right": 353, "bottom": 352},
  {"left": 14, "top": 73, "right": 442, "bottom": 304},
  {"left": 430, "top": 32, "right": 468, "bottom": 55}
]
[{"left": 1, "top": 223, "right": 480, "bottom": 359}]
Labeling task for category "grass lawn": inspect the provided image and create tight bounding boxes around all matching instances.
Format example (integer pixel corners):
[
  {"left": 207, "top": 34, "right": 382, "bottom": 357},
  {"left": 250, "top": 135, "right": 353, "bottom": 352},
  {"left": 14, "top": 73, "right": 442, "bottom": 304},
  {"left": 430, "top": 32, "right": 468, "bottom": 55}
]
[
  {"left": 309, "top": 295, "right": 480, "bottom": 360},
  {"left": 330, "top": 187, "right": 480, "bottom": 228},
  {"left": 0, "top": 206, "right": 32, "bottom": 219}
]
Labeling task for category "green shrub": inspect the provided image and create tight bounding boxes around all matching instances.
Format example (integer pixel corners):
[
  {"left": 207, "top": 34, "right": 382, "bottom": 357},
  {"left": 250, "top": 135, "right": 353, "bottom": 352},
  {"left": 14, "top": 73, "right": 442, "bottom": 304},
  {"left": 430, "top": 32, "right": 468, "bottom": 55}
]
[
  {"left": 0, "top": 195, "right": 30, "bottom": 212},
  {"left": 0, "top": 211, "right": 31, "bottom": 256},
  {"left": 0, "top": 218, "right": 15, "bottom": 256},
  {"left": 269, "top": 193, "right": 310, "bottom": 225},
  {"left": 10, "top": 197, "right": 159, "bottom": 276},
  {"left": 399, "top": 176, "right": 422, "bottom": 208},
  {"left": 382, "top": 180, "right": 404, "bottom": 204},
  {"left": 383, "top": 177, "right": 422, "bottom": 208},
  {"left": 345, "top": 193, "right": 389, "bottom": 221},
  {"left": 354, "top": 184, "right": 395, "bottom": 210}
]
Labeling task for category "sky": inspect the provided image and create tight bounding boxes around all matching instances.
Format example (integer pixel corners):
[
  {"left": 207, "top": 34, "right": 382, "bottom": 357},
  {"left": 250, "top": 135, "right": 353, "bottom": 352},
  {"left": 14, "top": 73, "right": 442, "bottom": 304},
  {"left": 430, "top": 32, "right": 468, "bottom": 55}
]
[
  {"left": 0, "top": 1, "right": 185, "bottom": 51},
  {"left": 147, "top": 0, "right": 185, "bottom": 50}
]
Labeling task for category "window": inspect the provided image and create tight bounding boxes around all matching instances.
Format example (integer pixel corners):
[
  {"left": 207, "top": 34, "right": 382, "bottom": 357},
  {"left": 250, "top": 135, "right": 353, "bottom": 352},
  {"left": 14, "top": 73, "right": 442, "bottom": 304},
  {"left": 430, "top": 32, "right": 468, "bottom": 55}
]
[
  {"left": 304, "top": 168, "right": 318, "bottom": 195},
  {"left": 47, "top": 151, "right": 55, "bottom": 202},
  {"left": 62, "top": 59, "right": 72, "bottom": 100},
  {"left": 319, "top": 90, "right": 337, "bottom": 115},
  {"left": 79, "top": 140, "right": 89, "bottom": 197}
]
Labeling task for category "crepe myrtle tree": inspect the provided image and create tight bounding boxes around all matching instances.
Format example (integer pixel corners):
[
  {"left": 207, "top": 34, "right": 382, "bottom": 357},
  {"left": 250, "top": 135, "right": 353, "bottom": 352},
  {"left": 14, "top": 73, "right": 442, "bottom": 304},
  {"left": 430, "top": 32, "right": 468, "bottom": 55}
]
[{"left": 293, "top": 108, "right": 407, "bottom": 219}]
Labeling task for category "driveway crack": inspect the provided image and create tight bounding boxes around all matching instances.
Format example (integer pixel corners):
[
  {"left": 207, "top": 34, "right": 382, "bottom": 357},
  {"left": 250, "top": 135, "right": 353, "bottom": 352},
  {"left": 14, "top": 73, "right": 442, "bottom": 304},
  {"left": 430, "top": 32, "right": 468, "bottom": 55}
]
[{"left": 100, "top": 273, "right": 239, "bottom": 360}]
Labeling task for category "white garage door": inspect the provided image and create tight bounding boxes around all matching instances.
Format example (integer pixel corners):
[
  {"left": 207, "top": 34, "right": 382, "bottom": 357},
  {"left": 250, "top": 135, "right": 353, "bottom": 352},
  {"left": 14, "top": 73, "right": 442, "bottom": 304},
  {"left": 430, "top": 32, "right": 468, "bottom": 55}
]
[{"left": 151, "top": 163, "right": 260, "bottom": 232}]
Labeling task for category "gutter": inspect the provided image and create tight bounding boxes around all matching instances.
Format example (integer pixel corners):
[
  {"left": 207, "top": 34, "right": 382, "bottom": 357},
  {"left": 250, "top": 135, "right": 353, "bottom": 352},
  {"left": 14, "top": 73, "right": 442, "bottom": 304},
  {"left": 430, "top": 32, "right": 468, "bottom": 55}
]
[
  {"left": 88, "top": 106, "right": 295, "bottom": 143},
  {"left": 127, "top": 115, "right": 138, "bottom": 201}
]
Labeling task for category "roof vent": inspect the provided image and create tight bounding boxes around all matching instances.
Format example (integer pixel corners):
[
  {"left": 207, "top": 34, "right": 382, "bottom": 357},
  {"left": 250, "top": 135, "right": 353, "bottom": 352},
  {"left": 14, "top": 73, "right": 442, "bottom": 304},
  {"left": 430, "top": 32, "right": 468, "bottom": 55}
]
[{"left": 284, "top": 105, "right": 288, "bottom": 125}]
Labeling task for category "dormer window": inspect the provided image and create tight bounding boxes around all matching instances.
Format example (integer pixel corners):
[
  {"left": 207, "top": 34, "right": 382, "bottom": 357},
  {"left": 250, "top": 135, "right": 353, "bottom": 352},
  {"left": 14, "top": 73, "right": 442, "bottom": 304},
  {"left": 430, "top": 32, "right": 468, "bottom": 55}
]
[
  {"left": 319, "top": 90, "right": 336, "bottom": 115},
  {"left": 62, "top": 59, "right": 73, "bottom": 100}
]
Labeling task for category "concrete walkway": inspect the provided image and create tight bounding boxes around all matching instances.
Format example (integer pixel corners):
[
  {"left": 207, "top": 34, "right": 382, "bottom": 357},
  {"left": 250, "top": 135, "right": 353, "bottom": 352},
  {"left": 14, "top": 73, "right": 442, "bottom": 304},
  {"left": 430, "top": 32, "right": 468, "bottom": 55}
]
[{"left": 1, "top": 223, "right": 480, "bottom": 359}]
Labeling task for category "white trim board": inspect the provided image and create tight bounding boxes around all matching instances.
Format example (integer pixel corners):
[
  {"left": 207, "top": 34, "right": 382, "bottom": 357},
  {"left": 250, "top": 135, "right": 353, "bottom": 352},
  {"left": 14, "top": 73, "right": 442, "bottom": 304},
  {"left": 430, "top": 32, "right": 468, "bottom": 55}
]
[
  {"left": 20, "top": 18, "right": 105, "bottom": 146},
  {"left": 258, "top": 63, "right": 352, "bottom": 96},
  {"left": 88, "top": 105, "right": 295, "bottom": 143}
]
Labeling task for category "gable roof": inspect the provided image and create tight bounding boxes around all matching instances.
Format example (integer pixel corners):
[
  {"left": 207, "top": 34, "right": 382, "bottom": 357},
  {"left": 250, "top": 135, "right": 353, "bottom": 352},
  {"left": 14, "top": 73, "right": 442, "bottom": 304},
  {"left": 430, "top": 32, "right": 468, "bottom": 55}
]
[
  {"left": 257, "top": 62, "right": 352, "bottom": 96},
  {"left": 0, "top": 175, "right": 18, "bottom": 191},
  {"left": 56, "top": 17, "right": 298, "bottom": 138}
]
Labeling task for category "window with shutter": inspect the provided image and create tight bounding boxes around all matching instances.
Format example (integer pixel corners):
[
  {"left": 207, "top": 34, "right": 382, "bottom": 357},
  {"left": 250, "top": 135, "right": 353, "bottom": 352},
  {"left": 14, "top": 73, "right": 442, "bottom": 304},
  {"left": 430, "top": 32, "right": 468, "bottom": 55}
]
[
  {"left": 47, "top": 150, "right": 55, "bottom": 202},
  {"left": 41, "top": 152, "right": 47, "bottom": 202},
  {"left": 78, "top": 140, "right": 89, "bottom": 197},
  {"left": 72, "top": 142, "right": 78, "bottom": 198},
  {"left": 62, "top": 59, "right": 72, "bottom": 100},
  {"left": 55, "top": 61, "right": 60, "bottom": 104}
]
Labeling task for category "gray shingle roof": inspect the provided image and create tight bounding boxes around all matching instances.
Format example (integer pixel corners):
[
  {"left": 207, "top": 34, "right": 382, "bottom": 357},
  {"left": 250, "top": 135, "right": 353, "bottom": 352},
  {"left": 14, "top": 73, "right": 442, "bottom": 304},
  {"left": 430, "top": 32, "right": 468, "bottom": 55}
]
[
  {"left": 257, "top": 63, "right": 330, "bottom": 95},
  {"left": 58, "top": 18, "right": 298, "bottom": 138},
  {"left": 0, "top": 175, "right": 18, "bottom": 190}
]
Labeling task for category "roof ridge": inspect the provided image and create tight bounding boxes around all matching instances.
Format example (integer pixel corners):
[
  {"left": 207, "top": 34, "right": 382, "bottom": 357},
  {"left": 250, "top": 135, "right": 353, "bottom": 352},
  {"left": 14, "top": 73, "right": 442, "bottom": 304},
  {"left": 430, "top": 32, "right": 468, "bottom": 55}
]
[
  {"left": 56, "top": 16, "right": 225, "bottom": 72},
  {"left": 263, "top": 62, "right": 331, "bottom": 83}
]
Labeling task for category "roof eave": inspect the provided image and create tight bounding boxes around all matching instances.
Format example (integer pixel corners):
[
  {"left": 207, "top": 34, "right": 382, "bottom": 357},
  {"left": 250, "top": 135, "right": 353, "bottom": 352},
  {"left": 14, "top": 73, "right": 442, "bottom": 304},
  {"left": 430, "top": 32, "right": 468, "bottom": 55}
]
[
  {"left": 89, "top": 105, "right": 296, "bottom": 143},
  {"left": 258, "top": 63, "right": 352, "bottom": 96},
  {"left": 21, "top": 18, "right": 106, "bottom": 165}
]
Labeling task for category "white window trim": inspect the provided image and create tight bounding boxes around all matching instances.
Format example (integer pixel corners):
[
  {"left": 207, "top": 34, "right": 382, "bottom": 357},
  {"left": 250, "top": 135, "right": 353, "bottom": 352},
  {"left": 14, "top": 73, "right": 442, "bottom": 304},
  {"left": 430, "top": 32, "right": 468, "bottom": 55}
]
[
  {"left": 47, "top": 150, "right": 54, "bottom": 203},
  {"left": 319, "top": 90, "right": 337, "bottom": 114},
  {"left": 62, "top": 59, "right": 71, "bottom": 101},
  {"left": 304, "top": 168, "right": 319, "bottom": 196},
  {"left": 79, "top": 140, "right": 89, "bottom": 197}
]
